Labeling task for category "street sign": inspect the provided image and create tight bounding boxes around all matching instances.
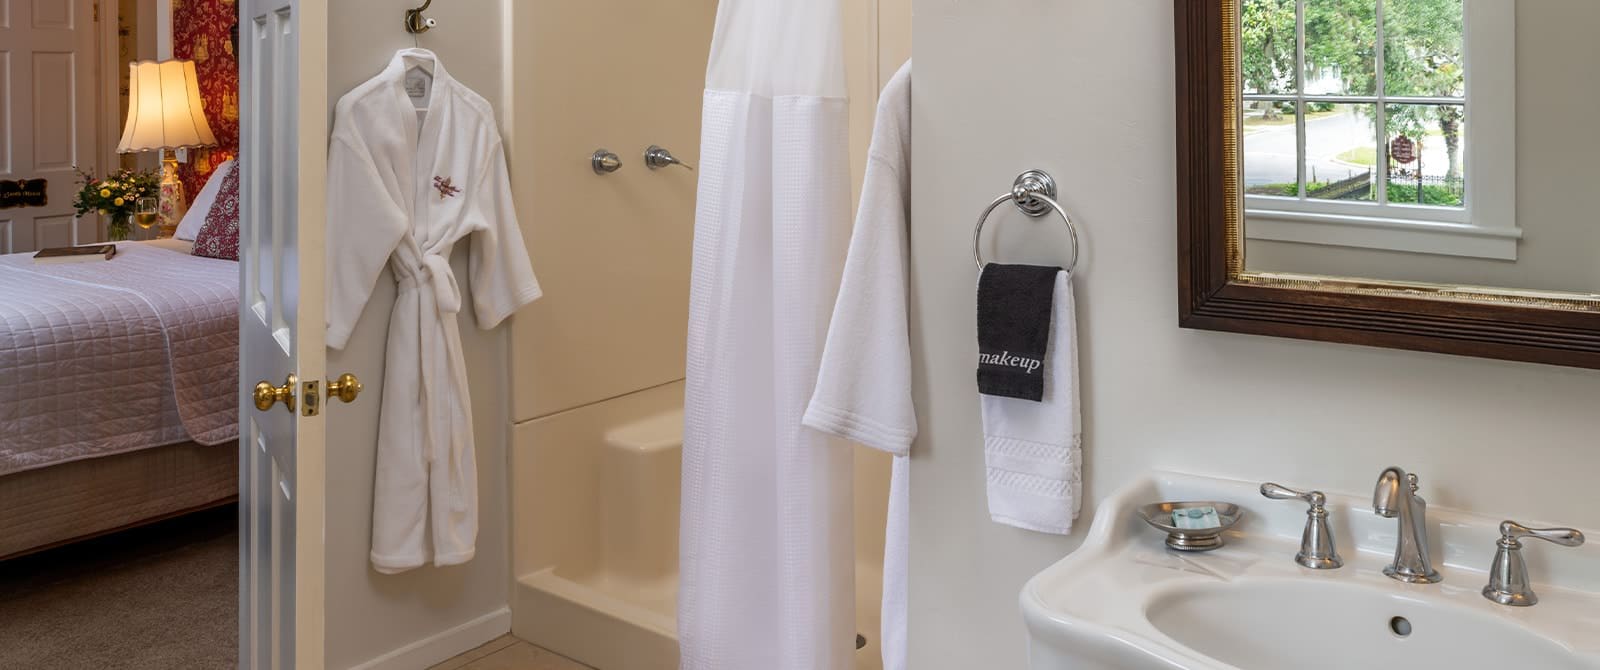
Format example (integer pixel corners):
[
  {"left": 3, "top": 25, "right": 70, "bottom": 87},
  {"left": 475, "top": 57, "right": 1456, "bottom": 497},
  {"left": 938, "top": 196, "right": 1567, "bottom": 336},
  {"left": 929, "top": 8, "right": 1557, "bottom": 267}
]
[{"left": 1390, "top": 135, "right": 1416, "bottom": 165}]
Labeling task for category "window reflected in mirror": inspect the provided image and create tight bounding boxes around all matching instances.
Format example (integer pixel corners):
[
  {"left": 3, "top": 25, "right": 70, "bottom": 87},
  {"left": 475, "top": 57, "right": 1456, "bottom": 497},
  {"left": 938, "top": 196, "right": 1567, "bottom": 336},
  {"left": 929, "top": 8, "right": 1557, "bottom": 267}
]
[{"left": 1236, "top": 0, "right": 1595, "bottom": 298}]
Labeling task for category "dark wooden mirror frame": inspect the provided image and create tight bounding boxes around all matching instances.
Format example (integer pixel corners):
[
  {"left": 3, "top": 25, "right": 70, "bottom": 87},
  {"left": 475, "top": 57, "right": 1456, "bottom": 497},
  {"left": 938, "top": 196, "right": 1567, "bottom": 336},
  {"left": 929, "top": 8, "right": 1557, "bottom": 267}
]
[{"left": 1174, "top": 0, "right": 1600, "bottom": 370}]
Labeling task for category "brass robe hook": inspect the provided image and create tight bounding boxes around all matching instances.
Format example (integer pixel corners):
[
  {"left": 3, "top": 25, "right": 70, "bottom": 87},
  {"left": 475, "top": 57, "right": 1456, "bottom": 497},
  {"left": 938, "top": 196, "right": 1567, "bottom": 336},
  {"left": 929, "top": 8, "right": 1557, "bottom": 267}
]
[{"left": 404, "top": 0, "right": 436, "bottom": 35}]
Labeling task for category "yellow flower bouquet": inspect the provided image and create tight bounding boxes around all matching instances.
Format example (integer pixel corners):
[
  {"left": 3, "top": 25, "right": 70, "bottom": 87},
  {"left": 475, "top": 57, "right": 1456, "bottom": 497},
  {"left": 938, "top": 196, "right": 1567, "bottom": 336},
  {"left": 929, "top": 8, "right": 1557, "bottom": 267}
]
[{"left": 72, "top": 167, "right": 160, "bottom": 241}]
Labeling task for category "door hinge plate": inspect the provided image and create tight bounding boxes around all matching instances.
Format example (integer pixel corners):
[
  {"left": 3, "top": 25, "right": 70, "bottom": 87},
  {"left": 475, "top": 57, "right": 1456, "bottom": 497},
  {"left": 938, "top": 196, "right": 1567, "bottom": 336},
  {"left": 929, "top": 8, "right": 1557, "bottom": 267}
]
[{"left": 302, "top": 381, "right": 321, "bottom": 416}]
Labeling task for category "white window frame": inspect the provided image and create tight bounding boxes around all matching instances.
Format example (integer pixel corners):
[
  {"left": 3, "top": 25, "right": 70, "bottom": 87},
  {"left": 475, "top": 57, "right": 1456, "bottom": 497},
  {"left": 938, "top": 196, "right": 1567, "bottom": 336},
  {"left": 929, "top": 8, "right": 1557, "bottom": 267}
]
[{"left": 1242, "top": 0, "right": 1517, "bottom": 260}]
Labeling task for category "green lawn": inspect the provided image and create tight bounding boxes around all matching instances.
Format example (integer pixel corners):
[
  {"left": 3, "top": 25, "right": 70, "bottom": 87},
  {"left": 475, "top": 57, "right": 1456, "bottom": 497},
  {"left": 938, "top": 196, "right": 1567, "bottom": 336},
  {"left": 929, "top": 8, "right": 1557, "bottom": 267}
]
[
  {"left": 1336, "top": 146, "right": 1377, "bottom": 167},
  {"left": 1245, "top": 182, "right": 1333, "bottom": 197}
]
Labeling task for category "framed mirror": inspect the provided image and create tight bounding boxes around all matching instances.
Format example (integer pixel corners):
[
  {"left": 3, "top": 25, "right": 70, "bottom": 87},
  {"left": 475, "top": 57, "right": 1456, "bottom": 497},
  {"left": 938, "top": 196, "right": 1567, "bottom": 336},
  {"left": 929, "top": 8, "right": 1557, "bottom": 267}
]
[{"left": 1176, "top": 0, "right": 1600, "bottom": 368}]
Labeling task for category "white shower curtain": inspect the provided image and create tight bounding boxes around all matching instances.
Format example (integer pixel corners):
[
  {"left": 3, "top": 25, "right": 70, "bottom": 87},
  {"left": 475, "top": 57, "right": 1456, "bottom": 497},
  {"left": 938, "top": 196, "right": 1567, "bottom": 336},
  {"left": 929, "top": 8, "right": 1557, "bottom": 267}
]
[{"left": 679, "top": 1, "right": 856, "bottom": 669}]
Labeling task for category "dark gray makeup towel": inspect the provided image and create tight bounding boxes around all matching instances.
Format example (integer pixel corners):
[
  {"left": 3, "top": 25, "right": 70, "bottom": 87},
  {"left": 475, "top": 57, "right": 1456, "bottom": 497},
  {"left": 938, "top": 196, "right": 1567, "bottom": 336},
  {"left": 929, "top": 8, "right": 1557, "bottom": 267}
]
[{"left": 976, "top": 264, "right": 1061, "bottom": 401}]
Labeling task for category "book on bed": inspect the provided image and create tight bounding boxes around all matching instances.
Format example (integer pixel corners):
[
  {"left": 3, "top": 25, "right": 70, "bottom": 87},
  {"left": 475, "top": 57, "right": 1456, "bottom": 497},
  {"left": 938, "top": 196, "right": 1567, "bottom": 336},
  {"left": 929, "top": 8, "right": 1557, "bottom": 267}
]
[{"left": 33, "top": 244, "right": 117, "bottom": 264}]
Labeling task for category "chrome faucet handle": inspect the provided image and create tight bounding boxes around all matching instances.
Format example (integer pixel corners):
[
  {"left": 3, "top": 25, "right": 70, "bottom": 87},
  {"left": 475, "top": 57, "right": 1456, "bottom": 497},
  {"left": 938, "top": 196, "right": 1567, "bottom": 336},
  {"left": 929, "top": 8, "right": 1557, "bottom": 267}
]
[
  {"left": 1500, "top": 520, "right": 1585, "bottom": 547},
  {"left": 1260, "top": 483, "right": 1344, "bottom": 570},
  {"left": 1483, "top": 520, "right": 1586, "bottom": 607},
  {"left": 1260, "top": 482, "right": 1320, "bottom": 505}
]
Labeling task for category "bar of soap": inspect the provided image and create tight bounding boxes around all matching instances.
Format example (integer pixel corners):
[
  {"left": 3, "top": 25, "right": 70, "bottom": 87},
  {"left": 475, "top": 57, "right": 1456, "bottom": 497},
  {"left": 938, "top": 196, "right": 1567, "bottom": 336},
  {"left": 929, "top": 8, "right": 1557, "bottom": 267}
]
[{"left": 1172, "top": 506, "right": 1221, "bottom": 530}]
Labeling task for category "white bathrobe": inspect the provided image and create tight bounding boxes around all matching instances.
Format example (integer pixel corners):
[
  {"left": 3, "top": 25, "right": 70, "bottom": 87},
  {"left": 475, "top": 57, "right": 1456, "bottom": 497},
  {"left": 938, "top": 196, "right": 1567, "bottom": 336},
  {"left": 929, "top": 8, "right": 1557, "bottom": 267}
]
[
  {"left": 803, "top": 61, "right": 913, "bottom": 670},
  {"left": 327, "top": 49, "right": 542, "bottom": 574}
]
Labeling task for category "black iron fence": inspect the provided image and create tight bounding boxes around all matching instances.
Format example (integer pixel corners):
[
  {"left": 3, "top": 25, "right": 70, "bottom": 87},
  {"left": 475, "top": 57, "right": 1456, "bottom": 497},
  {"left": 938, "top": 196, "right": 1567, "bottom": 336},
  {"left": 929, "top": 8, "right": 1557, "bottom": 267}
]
[{"left": 1246, "top": 171, "right": 1465, "bottom": 205}]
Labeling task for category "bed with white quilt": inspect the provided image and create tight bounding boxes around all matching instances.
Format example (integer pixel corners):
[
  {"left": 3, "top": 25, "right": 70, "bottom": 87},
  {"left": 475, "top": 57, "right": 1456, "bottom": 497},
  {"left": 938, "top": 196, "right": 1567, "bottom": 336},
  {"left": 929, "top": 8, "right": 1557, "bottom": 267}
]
[{"left": 0, "top": 167, "right": 242, "bottom": 558}]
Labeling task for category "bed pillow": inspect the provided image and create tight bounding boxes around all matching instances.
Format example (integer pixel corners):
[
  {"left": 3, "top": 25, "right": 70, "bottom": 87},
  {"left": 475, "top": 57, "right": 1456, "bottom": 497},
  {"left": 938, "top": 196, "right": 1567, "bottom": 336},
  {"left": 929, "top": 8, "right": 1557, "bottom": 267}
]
[
  {"left": 192, "top": 163, "right": 241, "bottom": 261},
  {"left": 175, "top": 160, "right": 236, "bottom": 241}
]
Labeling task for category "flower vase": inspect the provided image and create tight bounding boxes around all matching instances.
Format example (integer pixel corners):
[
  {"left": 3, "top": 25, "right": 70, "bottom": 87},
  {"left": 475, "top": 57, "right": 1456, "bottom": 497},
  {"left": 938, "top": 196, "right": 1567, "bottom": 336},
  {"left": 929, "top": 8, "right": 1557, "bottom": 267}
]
[{"left": 107, "top": 212, "right": 132, "bottom": 242}]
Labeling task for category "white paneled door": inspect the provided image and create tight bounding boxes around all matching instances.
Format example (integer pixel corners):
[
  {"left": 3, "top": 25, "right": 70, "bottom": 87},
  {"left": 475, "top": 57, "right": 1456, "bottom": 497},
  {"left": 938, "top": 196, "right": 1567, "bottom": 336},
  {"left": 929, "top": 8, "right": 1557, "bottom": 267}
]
[
  {"left": 0, "top": 0, "right": 100, "bottom": 253},
  {"left": 238, "top": 0, "right": 330, "bottom": 668}
]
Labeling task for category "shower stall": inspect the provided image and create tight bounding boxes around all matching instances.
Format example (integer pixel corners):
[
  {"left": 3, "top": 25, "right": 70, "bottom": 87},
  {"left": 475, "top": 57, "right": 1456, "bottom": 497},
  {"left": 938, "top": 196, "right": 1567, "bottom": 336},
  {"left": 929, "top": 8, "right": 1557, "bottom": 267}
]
[{"left": 503, "top": 2, "right": 908, "bottom": 668}]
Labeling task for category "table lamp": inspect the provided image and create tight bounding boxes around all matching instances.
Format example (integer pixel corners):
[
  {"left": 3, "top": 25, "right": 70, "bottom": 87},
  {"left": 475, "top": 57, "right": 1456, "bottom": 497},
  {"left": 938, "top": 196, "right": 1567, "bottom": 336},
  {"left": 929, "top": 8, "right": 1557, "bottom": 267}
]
[{"left": 117, "top": 59, "right": 218, "bottom": 238}]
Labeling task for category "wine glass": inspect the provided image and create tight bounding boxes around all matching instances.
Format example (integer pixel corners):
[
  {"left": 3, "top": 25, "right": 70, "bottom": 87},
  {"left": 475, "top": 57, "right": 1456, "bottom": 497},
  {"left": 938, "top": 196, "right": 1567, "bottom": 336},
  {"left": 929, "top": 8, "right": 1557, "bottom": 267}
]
[{"left": 134, "top": 197, "right": 159, "bottom": 231}]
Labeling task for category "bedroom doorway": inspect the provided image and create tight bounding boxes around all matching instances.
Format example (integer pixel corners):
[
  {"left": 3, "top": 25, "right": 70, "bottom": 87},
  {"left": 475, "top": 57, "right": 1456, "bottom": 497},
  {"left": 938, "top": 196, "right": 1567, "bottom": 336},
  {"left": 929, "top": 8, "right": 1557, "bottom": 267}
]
[
  {"left": 2, "top": 0, "right": 335, "bottom": 668},
  {"left": 0, "top": 0, "right": 243, "bottom": 664}
]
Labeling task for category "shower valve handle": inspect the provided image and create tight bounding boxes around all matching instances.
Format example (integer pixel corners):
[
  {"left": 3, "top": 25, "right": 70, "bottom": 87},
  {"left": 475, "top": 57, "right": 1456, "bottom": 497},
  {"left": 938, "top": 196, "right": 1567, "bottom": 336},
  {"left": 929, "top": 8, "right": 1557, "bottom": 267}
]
[{"left": 645, "top": 145, "right": 693, "bottom": 171}]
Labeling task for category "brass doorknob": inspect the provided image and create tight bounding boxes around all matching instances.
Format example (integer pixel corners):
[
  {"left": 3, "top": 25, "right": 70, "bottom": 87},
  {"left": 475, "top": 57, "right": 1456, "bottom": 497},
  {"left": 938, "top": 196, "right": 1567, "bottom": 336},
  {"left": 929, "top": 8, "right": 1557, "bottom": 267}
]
[
  {"left": 253, "top": 374, "right": 297, "bottom": 413},
  {"left": 326, "top": 373, "right": 363, "bottom": 404}
]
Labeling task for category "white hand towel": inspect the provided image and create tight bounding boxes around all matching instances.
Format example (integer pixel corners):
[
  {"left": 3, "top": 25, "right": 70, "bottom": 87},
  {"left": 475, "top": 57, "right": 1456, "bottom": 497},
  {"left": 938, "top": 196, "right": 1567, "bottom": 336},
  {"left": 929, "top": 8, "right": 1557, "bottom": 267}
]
[{"left": 980, "top": 271, "right": 1081, "bottom": 534}]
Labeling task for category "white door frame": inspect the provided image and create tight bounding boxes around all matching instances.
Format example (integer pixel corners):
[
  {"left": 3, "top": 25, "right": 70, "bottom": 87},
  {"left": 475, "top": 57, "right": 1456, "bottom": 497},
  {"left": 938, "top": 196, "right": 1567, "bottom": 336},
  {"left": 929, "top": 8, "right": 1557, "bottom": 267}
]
[
  {"left": 237, "top": 0, "right": 328, "bottom": 667},
  {"left": 290, "top": 5, "right": 330, "bottom": 665},
  {"left": 95, "top": 0, "right": 125, "bottom": 184}
]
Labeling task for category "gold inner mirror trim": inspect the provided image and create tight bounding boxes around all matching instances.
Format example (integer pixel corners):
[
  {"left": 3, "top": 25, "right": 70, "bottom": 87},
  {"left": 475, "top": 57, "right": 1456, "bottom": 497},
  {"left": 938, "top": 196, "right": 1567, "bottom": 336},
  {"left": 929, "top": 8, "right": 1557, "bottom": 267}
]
[
  {"left": 1222, "top": 0, "right": 1243, "bottom": 276},
  {"left": 1237, "top": 272, "right": 1600, "bottom": 312},
  {"left": 1219, "top": 0, "right": 1596, "bottom": 313}
]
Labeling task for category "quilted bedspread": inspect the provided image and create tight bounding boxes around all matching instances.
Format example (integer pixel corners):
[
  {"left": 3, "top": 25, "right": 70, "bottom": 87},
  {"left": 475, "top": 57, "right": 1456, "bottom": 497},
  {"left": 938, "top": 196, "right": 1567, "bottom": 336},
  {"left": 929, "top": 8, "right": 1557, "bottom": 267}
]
[{"left": 0, "top": 242, "right": 239, "bottom": 475}]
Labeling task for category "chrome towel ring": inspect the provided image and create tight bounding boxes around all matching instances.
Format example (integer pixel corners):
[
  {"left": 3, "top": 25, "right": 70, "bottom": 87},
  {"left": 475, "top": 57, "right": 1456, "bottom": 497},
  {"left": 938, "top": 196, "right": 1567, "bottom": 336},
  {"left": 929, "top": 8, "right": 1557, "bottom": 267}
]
[{"left": 972, "top": 169, "right": 1080, "bottom": 273}]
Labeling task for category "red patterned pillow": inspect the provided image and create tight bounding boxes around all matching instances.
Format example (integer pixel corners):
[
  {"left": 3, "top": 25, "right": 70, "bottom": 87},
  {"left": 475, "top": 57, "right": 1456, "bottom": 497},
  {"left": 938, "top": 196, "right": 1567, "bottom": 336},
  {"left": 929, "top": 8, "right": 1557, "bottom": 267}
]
[{"left": 192, "top": 163, "right": 240, "bottom": 261}]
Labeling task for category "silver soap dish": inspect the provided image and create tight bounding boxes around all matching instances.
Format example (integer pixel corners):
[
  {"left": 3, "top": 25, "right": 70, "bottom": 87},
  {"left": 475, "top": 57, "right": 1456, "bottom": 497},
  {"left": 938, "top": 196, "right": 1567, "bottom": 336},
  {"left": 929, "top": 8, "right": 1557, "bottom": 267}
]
[{"left": 1137, "top": 501, "right": 1243, "bottom": 552}]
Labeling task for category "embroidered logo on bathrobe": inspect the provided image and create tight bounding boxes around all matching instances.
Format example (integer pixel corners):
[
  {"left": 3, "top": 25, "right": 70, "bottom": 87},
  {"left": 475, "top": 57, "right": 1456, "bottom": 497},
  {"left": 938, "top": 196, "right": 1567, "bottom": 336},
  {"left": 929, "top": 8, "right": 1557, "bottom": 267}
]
[{"left": 433, "top": 176, "right": 461, "bottom": 199}]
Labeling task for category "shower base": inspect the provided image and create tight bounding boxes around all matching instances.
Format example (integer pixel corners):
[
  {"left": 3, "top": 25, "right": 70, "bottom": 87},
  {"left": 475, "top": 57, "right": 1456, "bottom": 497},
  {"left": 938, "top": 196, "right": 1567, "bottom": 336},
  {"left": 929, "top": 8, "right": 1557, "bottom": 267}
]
[
  {"left": 510, "top": 382, "right": 883, "bottom": 670},
  {"left": 515, "top": 568, "right": 678, "bottom": 670},
  {"left": 515, "top": 562, "right": 883, "bottom": 670}
]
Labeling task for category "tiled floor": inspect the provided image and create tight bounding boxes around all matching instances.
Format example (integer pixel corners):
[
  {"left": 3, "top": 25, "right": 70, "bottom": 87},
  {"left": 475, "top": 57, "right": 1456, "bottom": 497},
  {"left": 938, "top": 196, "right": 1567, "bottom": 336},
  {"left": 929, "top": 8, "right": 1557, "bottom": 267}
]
[{"left": 429, "top": 635, "right": 593, "bottom": 670}]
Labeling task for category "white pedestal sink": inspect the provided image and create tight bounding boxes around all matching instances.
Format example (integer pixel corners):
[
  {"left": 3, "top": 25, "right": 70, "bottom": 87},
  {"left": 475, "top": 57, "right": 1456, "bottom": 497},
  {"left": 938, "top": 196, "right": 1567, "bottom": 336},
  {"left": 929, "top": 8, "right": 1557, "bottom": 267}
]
[{"left": 1021, "top": 472, "right": 1600, "bottom": 669}]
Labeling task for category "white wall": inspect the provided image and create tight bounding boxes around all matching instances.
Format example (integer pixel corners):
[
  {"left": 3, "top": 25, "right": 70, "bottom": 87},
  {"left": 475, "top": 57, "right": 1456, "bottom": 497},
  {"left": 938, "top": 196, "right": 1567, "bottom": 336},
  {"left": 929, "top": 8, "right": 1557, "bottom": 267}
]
[
  {"left": 323, "top": 2, "right": 515, "bottom": 668},
  {"left": 908, "top": 2, "right": 1600, "bottom": 669}
]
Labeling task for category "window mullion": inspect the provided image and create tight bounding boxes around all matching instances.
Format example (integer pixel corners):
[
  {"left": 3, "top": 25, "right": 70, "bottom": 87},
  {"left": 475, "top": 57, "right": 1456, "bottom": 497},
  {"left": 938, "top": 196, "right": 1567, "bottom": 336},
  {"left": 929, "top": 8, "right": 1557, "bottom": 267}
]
[
  {"left": 1296, "top": 0, "right": 1307, "bottom": 198},
  {"left": 1375, "top": 0, "right": 1388, "bottom": 205}
]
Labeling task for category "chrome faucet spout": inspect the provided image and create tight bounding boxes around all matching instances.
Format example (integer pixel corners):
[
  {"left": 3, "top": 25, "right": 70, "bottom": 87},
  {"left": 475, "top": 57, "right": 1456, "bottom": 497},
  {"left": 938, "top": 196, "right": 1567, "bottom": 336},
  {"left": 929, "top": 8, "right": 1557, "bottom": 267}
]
[
  {"left": 1373, "top": 466, "right": 1404, "bottom": 518},
  {"left": 1372, "top": 466, "right": 1442, "bottom": 584}
]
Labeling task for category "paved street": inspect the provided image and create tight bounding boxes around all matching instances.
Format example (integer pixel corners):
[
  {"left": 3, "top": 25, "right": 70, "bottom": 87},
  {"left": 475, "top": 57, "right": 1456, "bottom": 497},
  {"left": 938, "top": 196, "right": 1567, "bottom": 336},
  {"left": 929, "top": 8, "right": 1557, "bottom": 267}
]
[{"left": 1243, "top": 109, "right": 1454, "bottom": 191}]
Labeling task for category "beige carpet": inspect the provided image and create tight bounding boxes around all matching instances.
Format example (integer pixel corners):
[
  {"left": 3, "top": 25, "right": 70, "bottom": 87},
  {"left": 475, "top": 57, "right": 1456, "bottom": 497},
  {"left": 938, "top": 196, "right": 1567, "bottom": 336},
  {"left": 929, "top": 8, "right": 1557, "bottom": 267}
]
[{"left": 0, "top": 506, "right": 237, "bottom": 669}]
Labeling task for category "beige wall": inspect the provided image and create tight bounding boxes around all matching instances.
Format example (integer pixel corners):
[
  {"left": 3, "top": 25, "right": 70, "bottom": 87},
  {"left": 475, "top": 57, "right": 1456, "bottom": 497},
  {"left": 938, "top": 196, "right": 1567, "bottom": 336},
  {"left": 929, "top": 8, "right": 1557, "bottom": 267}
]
[
  {"left": 323, "top": 2, "right": 515, "bottom": 668},
  {"left": 909, "top": 2, "right": 1600, "bottom": 669},
  {"left": 1246, "top": 1, "right": 1600, "bottom": 295},
  {"left": 843, "top": 0, "right": 912, "bottom": 637},
  {"left": 505, "top": 1, "right": 714, "bottom": 423}
]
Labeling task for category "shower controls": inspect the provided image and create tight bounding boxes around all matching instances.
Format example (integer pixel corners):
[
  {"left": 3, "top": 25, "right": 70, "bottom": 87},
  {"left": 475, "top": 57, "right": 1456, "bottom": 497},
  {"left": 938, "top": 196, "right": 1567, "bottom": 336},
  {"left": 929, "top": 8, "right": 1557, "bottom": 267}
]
[
  {"left": 592, "top": 149, "right": 623, "bottom": 174},
  {"left": 644, "top": 145, "right": 694, "bottom": 171}
]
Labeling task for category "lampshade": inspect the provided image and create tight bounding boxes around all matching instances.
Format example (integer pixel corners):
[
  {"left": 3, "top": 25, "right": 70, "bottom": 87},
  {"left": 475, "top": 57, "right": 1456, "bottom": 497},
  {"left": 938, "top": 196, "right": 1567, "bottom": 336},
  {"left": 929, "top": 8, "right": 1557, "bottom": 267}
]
[{"left": 117, "top": 59, "right": 218, "bottom": 153}]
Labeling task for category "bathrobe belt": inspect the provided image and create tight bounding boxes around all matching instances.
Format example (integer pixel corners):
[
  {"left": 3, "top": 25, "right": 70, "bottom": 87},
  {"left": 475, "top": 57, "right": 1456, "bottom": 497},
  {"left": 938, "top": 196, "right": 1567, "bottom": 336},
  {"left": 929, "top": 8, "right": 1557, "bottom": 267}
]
[
  {"left": 412, "top": 253, "right": 462, "bottom": 315},
  {"left": 394, "top": 250, "right": 470, "bottom": 512}
]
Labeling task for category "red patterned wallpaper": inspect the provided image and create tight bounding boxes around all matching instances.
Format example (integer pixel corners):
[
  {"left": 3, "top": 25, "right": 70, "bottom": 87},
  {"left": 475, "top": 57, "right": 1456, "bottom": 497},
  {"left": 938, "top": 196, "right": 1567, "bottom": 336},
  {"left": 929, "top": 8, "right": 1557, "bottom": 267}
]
[{"left": 173, "top": 0, "right": 240, "bottom": 197}]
